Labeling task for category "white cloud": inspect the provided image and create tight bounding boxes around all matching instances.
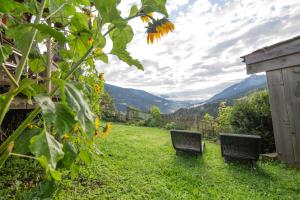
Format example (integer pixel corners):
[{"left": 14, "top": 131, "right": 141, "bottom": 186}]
[{"left": 96, "top": 0, "right": 300, "bottom": 100}]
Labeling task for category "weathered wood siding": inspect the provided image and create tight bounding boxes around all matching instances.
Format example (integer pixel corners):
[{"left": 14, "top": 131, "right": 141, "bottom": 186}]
[{"left": 266, "top": 66, "right": 300, "bottom": 166}]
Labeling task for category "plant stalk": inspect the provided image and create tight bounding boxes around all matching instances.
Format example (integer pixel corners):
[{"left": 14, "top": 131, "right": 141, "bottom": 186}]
[
  {"left": 0, "top": 13, "right": 138, "bottom": 156},
  {"left": 46, "top": 34, "right": 52, "bottom": 93},
  {"left": 1, "top": 64, "right": 19, "bottom": 87},
  {"left": 0, "top": 0, "right": 47, "bottom": 126}
]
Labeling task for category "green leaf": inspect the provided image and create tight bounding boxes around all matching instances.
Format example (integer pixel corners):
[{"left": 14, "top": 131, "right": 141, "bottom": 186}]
[
  {"left": 35, "top": 95, "right": 77, "bottom": 135},
  {"left": 29, "top": 58, "right": 46, "bottom": 73},
  {"left": 5, "top": 25, "right": 32, "bottom": 54},
  {"left": 54, "top": 103, "right": 77, "bottom": 135},
  {"left": 0, "top": 44, "right": 13, "bottom": 64},
  {"left": 65, "top": 83, "right": 95, "bottom": 134},
  {"left": 37, "top": 156, "right": 61, "bottom": 181},
  {"left": 28, "top": 24, "right": 68, "bottom": 44},
  {"left": 79, "top": 150, "right": 92, "bottom": 165},
  {"left": 35, "top": 95, "right": 56, "bottom": 123},
  {"left": 49, "top": 168, "right": 62, "bottom": 181},
  {"left": 60, "top": 142, "right": 77, "bottom": 168},
  {"left": 21, "top": 81, "right": 46, "bottom": 100},
  {"left": 0, "top": 0, "right": 24, "bottom": 12},
  {"left": 69, "top": 34, "right": 90, "bottom": 59},
  {"left": 30, "top": 130, "right": 64, "bottom": 169},
  {"left": 95, "top": 34, "right": 106, "bottom": 48},
  {"left": 109, "top": 25, "right": 134, "bottom": 49},
  {"left": 70, "top": 13, "right": 90, "bottom": 32},
  {"left": 14, "top": 128, "right": 41, "bottom": 154},
  {"left": 70, "top": 163, "right": 80, "bottom": 179},
  {"left": 111, "top": 48, "right": 143, "bottom": 70},
  {"left": 94, "top": 0, "right": 126, "bottom": 27},
  {"left": 109, "top": 25, "right": 143, "bottom": 69},
  {"left": 96, "top": 53, "right": 108, "bottom": 64},
  {"left": 129, "top": 5, "right": 139, "bottom": 17},
  {"left": 141, "top": 0, "right": 168, "bottom": 17}
]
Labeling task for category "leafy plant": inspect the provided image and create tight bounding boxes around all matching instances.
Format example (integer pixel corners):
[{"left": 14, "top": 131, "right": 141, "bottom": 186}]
[
  {"left": 145, "top": 105, "right": 162, "bottom": 127},
  {"left": 0, "top": 0, "right": 174, "bottom": 197},
  {"left": 229, "top": 90, "right": 274, "bottom": 153},
  {"left": 217, "top": 103, "right": 233, "bottom": 133},
  {"left": 215, "top": 90, "right": 274, "bottom": 153}
]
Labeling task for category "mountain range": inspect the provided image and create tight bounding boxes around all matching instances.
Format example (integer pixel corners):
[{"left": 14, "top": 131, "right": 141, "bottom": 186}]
[
  {"left": 104, "top": 84, "right": 194, "bottom": 114},
  {"left": 104, "top": 74, "right": 267, "bottom": 115},
  {"left": 206, "top": 74, "right": 267, "bottom": 103}
]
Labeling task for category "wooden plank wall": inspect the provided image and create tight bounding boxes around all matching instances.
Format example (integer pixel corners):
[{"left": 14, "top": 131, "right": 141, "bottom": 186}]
[
  {"left": 267, "top": 65, "right": 300, "bottom": 167},
  {"left": 282, "top": 66, "right": 300, "bottom": 165}
]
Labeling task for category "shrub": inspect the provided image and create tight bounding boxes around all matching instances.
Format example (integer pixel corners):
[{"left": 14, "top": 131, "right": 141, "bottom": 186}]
[
  {"left": 217, "top": 104, "right": 233, "bottom": 133},
  {"left": 145, "top": 106, "right": 162, "bottom": 127},
  {"left": 165, "top": 122, "right": 176, "bottom": 130},
  {"left": 229, "top": 90, "right": 275, "bottom": 153},
  {"left": 100, "top": 92, "right": 116, "bottom": 121}
]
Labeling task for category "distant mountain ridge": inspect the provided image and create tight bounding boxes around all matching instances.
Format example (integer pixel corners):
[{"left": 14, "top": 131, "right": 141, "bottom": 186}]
[
  {"left": 206, "top": 74, "right": 267, "bottom": 103},
  {"left": 169, "top": 74, "right": 267, "bottom": 117},
  {"left": 104, "top": 84, "right": 192, "bottom": 114},
  {"left": 104, "top": 74, "right": 267, "bottom": 115}
]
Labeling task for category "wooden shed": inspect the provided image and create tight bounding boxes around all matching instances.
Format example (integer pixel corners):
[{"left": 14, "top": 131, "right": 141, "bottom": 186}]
[{"left": 242, "top": 35, "right": 300, "bottom": 167}]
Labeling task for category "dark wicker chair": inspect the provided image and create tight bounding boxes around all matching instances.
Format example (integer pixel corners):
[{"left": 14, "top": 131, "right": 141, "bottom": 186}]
[
  {"left": 220, "top": 133, "right": 261, "bottom": 167},
  {"left": 170, "top": 130, "right": 205, "bottom": 156}
]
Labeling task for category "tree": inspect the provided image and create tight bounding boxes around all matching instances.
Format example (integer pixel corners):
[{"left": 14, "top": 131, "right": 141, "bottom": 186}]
[
  {"left": 203, "top": 113, "right": 214, "bottom": 122},
  {"left": 217, "top": 103, "right": 233, "bottom": 132},
  {"left": 146, "top": 105, "right": 162, "bottom": 127},
  {"left": 100, "top": 92, "right": 116, "bottom": 121}
]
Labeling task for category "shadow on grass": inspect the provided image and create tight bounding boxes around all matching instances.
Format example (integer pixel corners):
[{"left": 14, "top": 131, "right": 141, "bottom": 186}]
[
  {"left": 227, "top": 160, "right": 272, "bottom": 178},
  {"left": 224, "top": 160, "right": 275, "bottom": 194},
  {"left": 170, "top": 151, "right": 207, "bottom": 169}
]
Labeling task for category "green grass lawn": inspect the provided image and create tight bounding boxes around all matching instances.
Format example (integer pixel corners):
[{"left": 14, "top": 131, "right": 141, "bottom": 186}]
[{"left": 1, "top": 124, "right": 300, "bottom": 199}]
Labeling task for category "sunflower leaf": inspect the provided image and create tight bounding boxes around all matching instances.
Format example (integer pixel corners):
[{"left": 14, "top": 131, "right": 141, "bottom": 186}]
[
  {"left": 141, "top": 0, "right": 168, "bottom": 17},
  {"left": 30, "top": 130, "right": 64, "bottom": 169},
  {"left": 129, "top": 5, "right": 139, "bottom": 17},
  {"left": 64, "top": 83, "right": 95, "bottom": 135},
  {"left": 94, "top": 0, "right": 127, "bottom": 27},
  {"left": 111, "top": 48, "right": 143, "bottom": 70}
]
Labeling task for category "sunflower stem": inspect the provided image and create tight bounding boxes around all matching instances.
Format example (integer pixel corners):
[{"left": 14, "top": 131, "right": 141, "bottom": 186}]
[{"left": 0, "top": 12, "right": 140, "bottom": 161}]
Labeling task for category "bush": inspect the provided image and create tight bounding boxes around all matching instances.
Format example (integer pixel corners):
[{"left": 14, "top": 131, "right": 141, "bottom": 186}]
[
  {"left": 229, "top": 90, "right": 275, "bottom": 153},
  {"left": 217, "top": 104, "right": 233, "bottom": 133},
  {"left": 145, "top": 106, "right": 162, "bottom": 127},
  {"left": 165, "top": 122, "right": 176, "bottom": 130}
]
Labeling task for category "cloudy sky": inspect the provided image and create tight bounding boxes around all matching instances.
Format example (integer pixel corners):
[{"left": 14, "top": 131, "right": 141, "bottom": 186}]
[{"left": 96, "top": 0, "right": 300, "bottom": 101}]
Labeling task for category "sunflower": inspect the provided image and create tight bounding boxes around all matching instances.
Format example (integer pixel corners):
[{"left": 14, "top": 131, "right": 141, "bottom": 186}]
[
  {"left": 102, "top": 123, "right": 112, "bottom": 138},
  {"left": 63, "top": 133, "right": 70, "bottom": 140},
  {"left": 95, "top": 117, "right": 100, "bottom": 129},
  {"left": 94, "top": 83, "right": 100, "bottom": 93},
  {"left": 87, "top": 37, "right": 94, "bottom": 45},
  {"left": 99, "top": 73, "right": 105, "bottom": 81},
  {"left": 141, "top": 12, "right": 153, "bottom": 23},
  {"left": 94, "top": 130, "right": 101, "bottom": 138},
  {"left": 146, "top": 18, "right": 175, "bottom": 44},
  {"left": 72, "top": 123, "right": 80, "bottom": 132}
]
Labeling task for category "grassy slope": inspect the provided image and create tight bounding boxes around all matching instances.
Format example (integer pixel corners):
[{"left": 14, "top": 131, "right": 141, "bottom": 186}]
[
  {"left": 1, "top": 124, "right": 300, "bottom": 199},
  {"left": 58, "top": 124, "right": 300, "bottom": 200}
]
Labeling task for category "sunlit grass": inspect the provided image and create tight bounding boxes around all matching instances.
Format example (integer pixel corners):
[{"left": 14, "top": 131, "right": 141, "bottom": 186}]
[{"left": 1, "top": 123, "right": 300, "bottom": 199}]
